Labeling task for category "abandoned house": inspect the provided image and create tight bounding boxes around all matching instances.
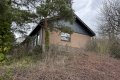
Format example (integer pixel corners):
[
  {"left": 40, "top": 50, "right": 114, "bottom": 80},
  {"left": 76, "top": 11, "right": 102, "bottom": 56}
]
[{"left": 23, "top": 15, "right": 95, "bottom": 50}]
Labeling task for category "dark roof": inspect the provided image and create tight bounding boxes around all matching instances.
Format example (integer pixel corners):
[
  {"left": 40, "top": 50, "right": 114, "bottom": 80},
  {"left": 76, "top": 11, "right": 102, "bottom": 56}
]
[
  {"left": 29, "top": 14, "right": 95, "bottom": 37},
  {"left": 75, "top": 14, "right": 95, "bottom": 36},
  {"left": 29, "top": 22, "right": 43, "bottom": 36}
]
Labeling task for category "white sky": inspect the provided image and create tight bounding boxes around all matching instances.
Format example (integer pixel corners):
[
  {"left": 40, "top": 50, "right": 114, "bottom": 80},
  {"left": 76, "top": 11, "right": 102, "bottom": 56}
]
[{"left": 73, "top": 0, "right": 103, "bottom": 33}]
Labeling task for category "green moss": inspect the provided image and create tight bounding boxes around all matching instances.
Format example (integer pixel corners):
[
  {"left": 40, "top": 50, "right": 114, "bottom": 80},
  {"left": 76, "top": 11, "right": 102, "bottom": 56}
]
[{"left": 45, "top": 30, "right": 49, "bottom": 51}]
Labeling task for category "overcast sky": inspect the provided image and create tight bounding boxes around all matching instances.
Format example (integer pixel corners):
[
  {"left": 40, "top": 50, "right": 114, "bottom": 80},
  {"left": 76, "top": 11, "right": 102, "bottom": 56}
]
[{"left": 73, "top": 0, "right": 103, "bottom": 32}]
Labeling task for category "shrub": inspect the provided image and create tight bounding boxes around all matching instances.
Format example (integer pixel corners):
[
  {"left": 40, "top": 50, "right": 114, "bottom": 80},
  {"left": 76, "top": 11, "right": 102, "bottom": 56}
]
[
  {"left": 31, "top": 45, "right": 42, "bottom": 55},
  {"left": 0, "top": 53, "right": 5, "bottom": 62},
  {"left": 87, "top": 39, "right": 97, "bottom": 52},
  {"left": 86, "top": 39, "right": 109, "bottom": 54},
  {"left": 87, "top": 38, "right": 120, "bottom": 58},
  {"left": 109, "top": 41, "right": 120, "bottom": 58},
  {"left": 9, "top": 45, "right": 43, "bottom": 64}
]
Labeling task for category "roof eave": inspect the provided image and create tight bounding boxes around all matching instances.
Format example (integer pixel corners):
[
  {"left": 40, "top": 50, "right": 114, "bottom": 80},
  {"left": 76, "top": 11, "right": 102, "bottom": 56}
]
[{"left": 75, "top": 14, "right": 96, "bottom": 37}]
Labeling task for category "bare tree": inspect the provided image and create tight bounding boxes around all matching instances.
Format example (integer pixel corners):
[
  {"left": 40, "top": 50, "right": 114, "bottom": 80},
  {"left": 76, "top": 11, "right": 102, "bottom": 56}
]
[{"left": 98, "top": 0, "right": 120, "bottom": 40}]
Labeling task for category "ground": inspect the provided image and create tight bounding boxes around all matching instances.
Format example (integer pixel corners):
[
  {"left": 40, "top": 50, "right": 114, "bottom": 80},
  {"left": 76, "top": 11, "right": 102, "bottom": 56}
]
[{"left": 0, "top": 51, "right": 120, "bottom": 80}]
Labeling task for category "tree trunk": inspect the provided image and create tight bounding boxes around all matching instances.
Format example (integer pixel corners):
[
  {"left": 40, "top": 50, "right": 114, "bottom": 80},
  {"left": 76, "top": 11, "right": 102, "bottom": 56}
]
[
  {"left": 42, "top": 17, "right": 48, "bottom": 52},
  {"left": 42, "top": 28, "right": 45, "bottom": 52}
]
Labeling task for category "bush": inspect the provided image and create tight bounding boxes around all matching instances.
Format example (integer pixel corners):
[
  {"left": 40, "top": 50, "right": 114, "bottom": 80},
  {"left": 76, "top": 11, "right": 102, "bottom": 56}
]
[
  {"left": 86, "top": 39, "right": 109, "bottom": 54},
  {"left": 87, "top": 38, "right": 120, "bottom": 58},
  {"left": 0, "top": 53, "right": 5, "bottom": 62},
  {"left": 87, "top": 39, "right": 97, "bottom": 52},
  {"left": 31, "top": 45, "right": 42, "bottom": 55},
  {"left": 110, "top": 41, "right": 120, "bottom": 58}
]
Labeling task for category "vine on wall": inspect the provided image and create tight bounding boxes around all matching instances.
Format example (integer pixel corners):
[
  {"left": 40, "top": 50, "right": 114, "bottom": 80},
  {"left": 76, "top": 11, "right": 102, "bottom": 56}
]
[
  {"left": 45, "top": 30, "right": 49, "bottom": 51},
  {"left": 44, "top": 25, "right": 73, "bottom": 51}
]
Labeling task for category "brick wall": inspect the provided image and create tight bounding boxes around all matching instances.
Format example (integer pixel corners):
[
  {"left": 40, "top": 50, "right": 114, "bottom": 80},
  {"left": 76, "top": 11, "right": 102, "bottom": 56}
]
[{"left": 49, "top": 31, "right": 91, "bottom": 49}]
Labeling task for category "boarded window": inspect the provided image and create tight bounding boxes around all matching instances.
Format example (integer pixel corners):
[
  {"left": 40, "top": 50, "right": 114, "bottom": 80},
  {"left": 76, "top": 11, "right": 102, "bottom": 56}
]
[{"left": 61, "top": 32, "right": 71, "bottom": 41}]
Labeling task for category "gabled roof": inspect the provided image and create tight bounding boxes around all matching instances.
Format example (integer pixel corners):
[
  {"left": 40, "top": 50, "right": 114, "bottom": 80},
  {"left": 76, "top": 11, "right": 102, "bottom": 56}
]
[
  {"left": 29, "top": 14, "right": 95, "bottom": 37},
  {"left": 75, "top": 14, "right": 95, "bottom": 36}
]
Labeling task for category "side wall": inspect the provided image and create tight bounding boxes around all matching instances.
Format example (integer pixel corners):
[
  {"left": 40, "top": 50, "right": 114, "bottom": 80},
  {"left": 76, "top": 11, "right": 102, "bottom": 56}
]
[{"left": 49, "top": 31, "right": 91, "bottom": 48}]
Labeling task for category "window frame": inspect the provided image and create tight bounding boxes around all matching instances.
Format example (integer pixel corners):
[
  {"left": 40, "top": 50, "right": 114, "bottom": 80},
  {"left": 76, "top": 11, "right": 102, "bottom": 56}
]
[{"left": 60, "top": 32, "right": 71, "bottom": 42}]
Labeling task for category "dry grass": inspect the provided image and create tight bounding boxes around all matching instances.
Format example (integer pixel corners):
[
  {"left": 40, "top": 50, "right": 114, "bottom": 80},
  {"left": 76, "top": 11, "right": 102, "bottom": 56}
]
[{"left": 0, "top": 48, "right": 120, "bottom": 80}]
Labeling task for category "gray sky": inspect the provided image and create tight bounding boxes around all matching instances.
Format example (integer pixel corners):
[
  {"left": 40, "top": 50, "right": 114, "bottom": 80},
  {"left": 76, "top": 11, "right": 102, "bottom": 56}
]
[{"left": 73, "top": 0, "right": 103, "bottom": 32}]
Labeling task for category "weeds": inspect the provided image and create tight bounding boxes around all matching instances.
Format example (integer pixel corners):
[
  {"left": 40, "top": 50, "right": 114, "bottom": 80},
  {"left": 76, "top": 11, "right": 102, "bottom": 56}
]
[
  {"left": 0, "top": 68, "right": 13, "bottom": 80},
  {"left": 109, "top": 40, "right": 120, "bottom": 58},
  {"left": 0, "top": 45, "right": 71, "bottom": 67},
  {"left": 87, "top": 38, "right": 120, "bottom": 58},
  {"left": 0, "top": 44, "right": 120, "bottom": 80},
  {"left": 86, "top": 39, "right": 109, "bottom": 54}
]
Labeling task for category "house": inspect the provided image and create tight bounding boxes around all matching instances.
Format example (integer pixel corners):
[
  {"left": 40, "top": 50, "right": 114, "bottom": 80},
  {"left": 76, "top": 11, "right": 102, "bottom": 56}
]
[{"left": 23, "top": 15, "right": 95, "bottom": 50}]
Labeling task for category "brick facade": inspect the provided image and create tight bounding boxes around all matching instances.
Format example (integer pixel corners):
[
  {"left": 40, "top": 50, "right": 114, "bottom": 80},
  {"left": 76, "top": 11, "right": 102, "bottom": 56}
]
[{"left": 49, "top": 31, "right": 91, "bottom": 48}]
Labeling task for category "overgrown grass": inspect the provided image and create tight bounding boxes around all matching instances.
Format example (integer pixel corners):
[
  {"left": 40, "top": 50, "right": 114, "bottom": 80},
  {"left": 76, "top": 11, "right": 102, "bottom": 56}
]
[
  {"left": 86, "top": 38, "right": 120, "bottom": 58},
  {"left": 109, "top": 40, "right": 120, "bottom": 58},
  {"left": 0, "top": 45, "right": 84, "bottom": 80},
  {"left": 0, "top": 44, "right": 120, "bottom": 80},
  {"left": 86, "top": 39, "right": 109, "bottom": 54},
  {"left": 0, "top": 68, "right": 13, "bottom": 80},
  {"left": 0, "top": 45, "right": 75, "bottom": 66}
]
